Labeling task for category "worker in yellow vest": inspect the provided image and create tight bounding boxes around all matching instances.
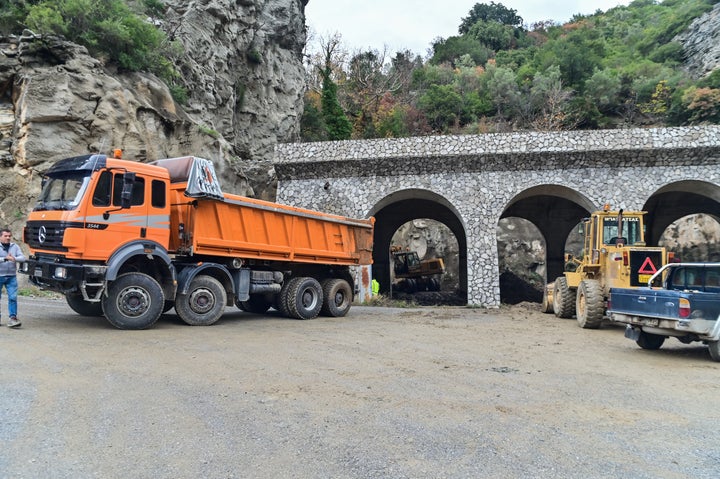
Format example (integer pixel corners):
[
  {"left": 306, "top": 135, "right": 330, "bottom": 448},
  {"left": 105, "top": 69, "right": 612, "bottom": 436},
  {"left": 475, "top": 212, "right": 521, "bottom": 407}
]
[{"left": 371, "top": 278, "right": 379, "bottom": 296}]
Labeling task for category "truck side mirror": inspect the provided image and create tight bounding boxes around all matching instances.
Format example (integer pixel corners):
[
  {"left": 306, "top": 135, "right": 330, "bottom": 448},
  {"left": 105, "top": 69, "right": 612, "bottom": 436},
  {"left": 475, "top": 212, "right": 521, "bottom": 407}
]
[{"left": 121, "top": 172, "right": 136, "bottom": 208}]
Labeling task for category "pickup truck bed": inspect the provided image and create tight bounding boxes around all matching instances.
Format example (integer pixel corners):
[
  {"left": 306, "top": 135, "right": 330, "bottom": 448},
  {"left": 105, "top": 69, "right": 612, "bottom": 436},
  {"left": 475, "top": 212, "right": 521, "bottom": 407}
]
[{"left": 607, "top": 263, "right": 720, "bottom": 361}]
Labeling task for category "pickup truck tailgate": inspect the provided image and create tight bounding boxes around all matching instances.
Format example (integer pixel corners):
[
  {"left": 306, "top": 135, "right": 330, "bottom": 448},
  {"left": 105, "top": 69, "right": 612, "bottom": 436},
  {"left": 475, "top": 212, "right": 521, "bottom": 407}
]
[{"left": 610, "top": 287, "right": 720, "bottom": 321}]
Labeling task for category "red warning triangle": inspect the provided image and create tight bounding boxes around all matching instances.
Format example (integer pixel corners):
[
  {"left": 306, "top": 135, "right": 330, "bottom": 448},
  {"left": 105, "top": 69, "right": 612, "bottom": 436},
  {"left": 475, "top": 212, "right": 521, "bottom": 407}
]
[{"left": 638, "top": 257, "right": 658, "bottom": 274}]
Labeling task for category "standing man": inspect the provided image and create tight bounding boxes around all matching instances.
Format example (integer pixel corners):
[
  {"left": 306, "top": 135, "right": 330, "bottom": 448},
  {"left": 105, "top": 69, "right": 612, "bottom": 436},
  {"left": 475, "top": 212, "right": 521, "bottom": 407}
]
[{"left": 0, "top": 228, "right": 25, "bottom": 328}]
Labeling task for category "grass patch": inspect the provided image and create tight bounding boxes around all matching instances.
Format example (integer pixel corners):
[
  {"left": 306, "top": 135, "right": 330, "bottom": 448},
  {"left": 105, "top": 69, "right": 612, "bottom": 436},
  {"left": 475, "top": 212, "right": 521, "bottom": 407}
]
[{"left": 18, "top": 286, "right": 62, "bottom": 299}]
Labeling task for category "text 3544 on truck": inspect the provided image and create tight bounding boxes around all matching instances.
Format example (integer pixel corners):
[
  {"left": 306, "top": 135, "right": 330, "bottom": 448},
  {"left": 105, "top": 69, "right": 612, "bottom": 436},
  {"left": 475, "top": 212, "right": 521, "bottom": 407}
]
[{"left": 21, "top": 151, "right": 374, "bottom": 329}]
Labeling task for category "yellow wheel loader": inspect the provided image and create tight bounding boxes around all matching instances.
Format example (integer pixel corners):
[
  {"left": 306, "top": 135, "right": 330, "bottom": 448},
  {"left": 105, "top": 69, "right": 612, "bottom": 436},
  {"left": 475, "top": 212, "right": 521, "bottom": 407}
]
[{"left": 543, "top": 205, "right": 671, "bottom": 329}]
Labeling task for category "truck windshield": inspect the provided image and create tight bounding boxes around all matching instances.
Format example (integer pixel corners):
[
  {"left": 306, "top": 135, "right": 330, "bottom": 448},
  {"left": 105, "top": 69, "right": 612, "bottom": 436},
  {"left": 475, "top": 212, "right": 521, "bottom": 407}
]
[
  {"left": 34, "top": 172, "right": 91, "bottom": 211},
  {"left": 602, "top": 216, "right": 642, "bottom": 245}
]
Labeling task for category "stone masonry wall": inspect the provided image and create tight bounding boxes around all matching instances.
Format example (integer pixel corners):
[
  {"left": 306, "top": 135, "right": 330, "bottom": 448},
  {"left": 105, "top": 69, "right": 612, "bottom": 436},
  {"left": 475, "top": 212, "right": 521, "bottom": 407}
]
[{"left": 274, "top": 126, "right": 720, "bottom": 307}]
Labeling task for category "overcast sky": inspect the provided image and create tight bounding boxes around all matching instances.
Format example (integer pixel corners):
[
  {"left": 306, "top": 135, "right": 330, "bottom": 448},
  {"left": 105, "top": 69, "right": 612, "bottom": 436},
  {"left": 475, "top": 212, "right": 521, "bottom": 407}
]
[{"left": 305, "top": 0, "right": 632, "bottom": 56}]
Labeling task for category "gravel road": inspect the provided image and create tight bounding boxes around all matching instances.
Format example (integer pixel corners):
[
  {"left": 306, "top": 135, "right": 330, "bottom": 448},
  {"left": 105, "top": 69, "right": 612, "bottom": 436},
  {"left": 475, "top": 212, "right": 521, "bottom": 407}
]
[{"left": 1, "top": 296, "right": 718, "bottom": 478}]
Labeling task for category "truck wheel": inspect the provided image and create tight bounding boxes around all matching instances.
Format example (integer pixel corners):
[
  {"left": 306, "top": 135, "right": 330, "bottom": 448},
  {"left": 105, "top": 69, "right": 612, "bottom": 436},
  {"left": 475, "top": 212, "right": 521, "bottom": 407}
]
[
  {"left": 552, "top": 277, "right": 575, "bottom": 318},
  {"left": 576, "top": 279, "right": 604, "bottom": 329},
  {"left": 320, "top": 278, "right": 352, "bottom": 317},
  {"left": 175, "top": 275, "right": 226, "bottom": 326},
  {"left": 66, "top": 293, "right": 104, "bottom": 317},
  {"left": 102, "top": 272, "right": 164, "bottom": 330},
  {"left": 708, "top": 341, "right": 720, "bottom": 361},
  {"left": 286, "top": 277, "right": 323, "bottom": 320},
  {"left": 240, "top": 295, "right": 272, "bottom": 314},
  {"left": 275, "top": 282, "right": 293, "bottom": 317},
  {"left": 636, "top": 331, "right": 665, "bottom": 350}
]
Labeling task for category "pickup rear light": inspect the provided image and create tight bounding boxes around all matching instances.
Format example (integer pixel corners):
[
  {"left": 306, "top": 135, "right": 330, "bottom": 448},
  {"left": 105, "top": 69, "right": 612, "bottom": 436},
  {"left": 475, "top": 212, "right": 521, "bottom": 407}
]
[
  {"left": 622, "top": 251, "right": 628, "bottom": 266},
  {"left": 679, "top": 298, "right": 691, "bottom": 318}
]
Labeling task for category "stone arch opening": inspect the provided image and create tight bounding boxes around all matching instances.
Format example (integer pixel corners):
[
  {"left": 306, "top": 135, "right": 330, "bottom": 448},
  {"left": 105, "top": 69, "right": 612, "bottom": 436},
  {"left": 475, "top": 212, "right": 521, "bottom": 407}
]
[
  {"left": 644, "top": 180, "right": 720, "bottom": 260},
  {"left": 500, "top": 185, "right": 595, "bottom": 302},
  {"left": 370, "top": 189, "right": 467, "bottom": 301}
]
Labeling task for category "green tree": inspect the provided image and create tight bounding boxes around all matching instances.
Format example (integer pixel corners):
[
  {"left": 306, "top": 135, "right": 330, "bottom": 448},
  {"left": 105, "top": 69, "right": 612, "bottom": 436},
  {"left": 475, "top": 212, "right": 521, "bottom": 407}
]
[
  {"left": 486, "top": 65, "right": 521, "bottom": 120},
  {"left": 468, "top": 20, "right": 516, "bottom": 51},
  {"left": 459, "top": 2, "right": 523, "bottom": 34},
  {"left": 430, "top": 35, "right": 491, "bottom": 67},
  {"left": 584, "top": 69, "right": 621, "bottom": 112},
  {"left": 417, "top": 84, "right": 463, "bottom": 132}
]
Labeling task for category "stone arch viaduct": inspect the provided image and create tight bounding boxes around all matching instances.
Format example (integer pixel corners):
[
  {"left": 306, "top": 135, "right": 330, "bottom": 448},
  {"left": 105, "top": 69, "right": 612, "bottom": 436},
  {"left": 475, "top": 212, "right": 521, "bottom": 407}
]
[{"left": 274, "top": 126, "right": 720, "bottom": 307}]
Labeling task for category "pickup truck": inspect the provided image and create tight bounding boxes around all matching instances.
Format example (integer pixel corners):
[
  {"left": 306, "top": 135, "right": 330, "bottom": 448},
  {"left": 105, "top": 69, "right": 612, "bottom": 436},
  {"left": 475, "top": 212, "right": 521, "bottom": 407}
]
[{"left": 607, "top": 262, "right": 720, "bottom": 361}]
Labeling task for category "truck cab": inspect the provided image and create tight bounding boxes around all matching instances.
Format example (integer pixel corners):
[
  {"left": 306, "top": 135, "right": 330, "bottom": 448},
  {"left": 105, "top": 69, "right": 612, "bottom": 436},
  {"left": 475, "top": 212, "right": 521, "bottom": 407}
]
[{"left": 22, "top": 152, "right": 174, "bottom": 304}]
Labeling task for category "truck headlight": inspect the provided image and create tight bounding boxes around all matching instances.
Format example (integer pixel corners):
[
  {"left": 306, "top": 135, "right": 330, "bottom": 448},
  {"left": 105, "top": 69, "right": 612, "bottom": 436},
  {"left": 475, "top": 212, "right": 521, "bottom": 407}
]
[{"left": 54, "top": 266, "right": 68, "bottom": 279}]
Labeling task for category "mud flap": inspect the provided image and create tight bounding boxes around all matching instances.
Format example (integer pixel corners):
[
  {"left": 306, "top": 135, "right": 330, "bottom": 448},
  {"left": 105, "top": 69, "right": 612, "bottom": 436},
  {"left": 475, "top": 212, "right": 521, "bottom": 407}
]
[{"left": 624, "top": 324, "right": 641, "bottom": 341}]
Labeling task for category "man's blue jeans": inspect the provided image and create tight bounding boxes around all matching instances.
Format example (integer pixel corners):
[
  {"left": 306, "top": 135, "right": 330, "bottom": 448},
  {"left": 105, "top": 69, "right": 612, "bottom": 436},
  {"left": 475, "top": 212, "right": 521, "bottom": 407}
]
[{"left": 0, "top": 275, "right": 18, "bottom": 318}]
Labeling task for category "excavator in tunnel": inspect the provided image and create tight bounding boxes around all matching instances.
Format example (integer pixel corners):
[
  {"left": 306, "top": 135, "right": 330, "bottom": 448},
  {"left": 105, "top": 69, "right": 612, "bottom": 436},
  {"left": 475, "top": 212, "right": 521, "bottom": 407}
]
[
  {"left": 542, "top": 204, "right": 673, "bottom": 328},
  {"left": 391, "top": 245, "right": 446, "bottom": 293}
]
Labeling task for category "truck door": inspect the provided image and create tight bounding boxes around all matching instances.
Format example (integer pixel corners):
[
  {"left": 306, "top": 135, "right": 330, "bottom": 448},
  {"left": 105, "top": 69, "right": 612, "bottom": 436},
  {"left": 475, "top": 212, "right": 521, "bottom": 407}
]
[{"left": 82, "top": 171, "right": 169, "bottom": 260}]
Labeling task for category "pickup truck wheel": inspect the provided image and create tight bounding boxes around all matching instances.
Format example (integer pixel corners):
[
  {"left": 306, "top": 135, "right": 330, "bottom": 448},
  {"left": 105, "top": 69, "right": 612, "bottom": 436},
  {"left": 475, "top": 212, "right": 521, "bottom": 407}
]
[
  {"left": 286, "top": 276, "right": 323, "bottom": 320},
  {"left": 576, "top": 279, "right": 604, "bottom": 329},
  {"left": 552, "top": 277, "right": 575, "bottom": 318},
  {"left": 102, "top": 273, "right": 164, "bottom": 330},
  {"left": 66, "top": 293, "right": 104, "bottom": 317},
  {"left": 707, "top": 341, "right": 720, "bottom": 361},
  {"left": 175, "top": 275, "right": 226, "bottom": 326},
  {"left": 636, "top": 331, "right": 665, "bottom": 350},
  {"left": 240, "top": 295, "right": 272, "bottom": 314},
  {"left": 320, "top": 278, "right": 352, "bottom": 317}
]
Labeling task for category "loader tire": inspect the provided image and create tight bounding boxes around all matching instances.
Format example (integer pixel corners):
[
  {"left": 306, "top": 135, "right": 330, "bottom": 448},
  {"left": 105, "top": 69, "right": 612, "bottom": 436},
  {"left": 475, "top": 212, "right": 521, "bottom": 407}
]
[
  {"left": 540, "top": 285, "right": 553, "bottom": 314},
  {"left": 102, "top": 273, "right": 164, "bottom": 330},
  {"left": 320, "top": 278, "right": 352, "bottom": 317},
  {"left": 576, "top": 279, "right": 604, "bottom": 329},
  {"left": 552, "top": 277, "right": 575, "bottom": 318}
]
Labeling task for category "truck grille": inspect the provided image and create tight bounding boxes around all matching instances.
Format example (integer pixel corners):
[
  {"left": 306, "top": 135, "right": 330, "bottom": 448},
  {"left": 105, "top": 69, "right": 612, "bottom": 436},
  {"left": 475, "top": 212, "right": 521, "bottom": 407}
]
[{"left": 24, "top": 221, "right": 77, "bottom": 251}]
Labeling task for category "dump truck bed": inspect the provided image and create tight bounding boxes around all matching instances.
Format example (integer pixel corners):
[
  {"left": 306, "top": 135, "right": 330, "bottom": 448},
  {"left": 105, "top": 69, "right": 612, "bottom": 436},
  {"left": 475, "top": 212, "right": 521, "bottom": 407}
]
[{"left": 168, "top": 184, "right": 374, "bottom": 265}]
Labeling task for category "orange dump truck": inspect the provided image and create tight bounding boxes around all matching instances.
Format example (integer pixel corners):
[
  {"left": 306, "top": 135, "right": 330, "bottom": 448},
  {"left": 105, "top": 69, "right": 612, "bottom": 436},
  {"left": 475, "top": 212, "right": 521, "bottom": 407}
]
[{"left": 21, "top": 152, "right": 374, "bottom": 329}]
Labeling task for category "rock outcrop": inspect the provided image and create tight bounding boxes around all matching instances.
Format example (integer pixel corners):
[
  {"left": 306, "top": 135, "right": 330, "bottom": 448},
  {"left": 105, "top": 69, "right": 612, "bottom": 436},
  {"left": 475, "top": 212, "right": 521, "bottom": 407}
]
[
  {"left": 0, "top": 0, "right": 307, "bottom": 234},
  {"left": 675, "top": 2, "right": 720, "bottom": 78}
]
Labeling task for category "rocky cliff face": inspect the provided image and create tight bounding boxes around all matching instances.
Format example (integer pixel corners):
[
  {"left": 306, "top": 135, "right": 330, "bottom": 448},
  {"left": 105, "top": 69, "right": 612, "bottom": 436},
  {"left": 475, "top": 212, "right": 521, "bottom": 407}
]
[
  {"left": 675, "top": 2, "right": 720, "bottom": 78},
  {"left": 0, "top": 0, "right": 307, "bottom": 234}
]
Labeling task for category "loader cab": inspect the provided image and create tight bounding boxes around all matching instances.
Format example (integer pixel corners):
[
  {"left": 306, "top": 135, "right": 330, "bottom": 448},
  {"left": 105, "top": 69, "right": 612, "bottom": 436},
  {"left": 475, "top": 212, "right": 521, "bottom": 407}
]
[{"left": 580, "top": 208, "right": 647, "bottom": 263}]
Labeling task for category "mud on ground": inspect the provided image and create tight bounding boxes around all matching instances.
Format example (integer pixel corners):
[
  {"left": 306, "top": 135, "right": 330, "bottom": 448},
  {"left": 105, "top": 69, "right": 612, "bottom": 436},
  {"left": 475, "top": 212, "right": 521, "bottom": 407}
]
[{"left": 0, "top": 297, "right": 717, "bottom": 478}]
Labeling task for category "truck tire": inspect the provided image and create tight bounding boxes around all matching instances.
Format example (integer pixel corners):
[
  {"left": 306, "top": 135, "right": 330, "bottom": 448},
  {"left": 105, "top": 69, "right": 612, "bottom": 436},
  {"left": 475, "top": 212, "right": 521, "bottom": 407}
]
[
  {"left": 175, "top": 275, "right": 226, "bottom": 326},
  {"left": 275, "top": 282, "right": 293, "bottom": 317},
  {"left": 286, "top": 276, "right": 323, "bottom": 320},
  {"left": 636, "top": 331, "right": 665, "bottom": 350},
  {"left": 576, "top": 279, "right": 604, "bottom": 329},
  {"left": 320, "top": 278, "right": 352, "bottom": 317},
  {"left": 708, "top": 341, "right": 720, "bottom": 361},
  {"left": 102, "top": 272, "right": 164, "bottom": 330},
  {"left": 240, "top": 295, "right": 272, "bottom": 314},
  {"left": 66, "top": 293, "right": 104, "bottom": 317},
  {"left": 552, "top": 277, "right": 575, "bottom": 318}
]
